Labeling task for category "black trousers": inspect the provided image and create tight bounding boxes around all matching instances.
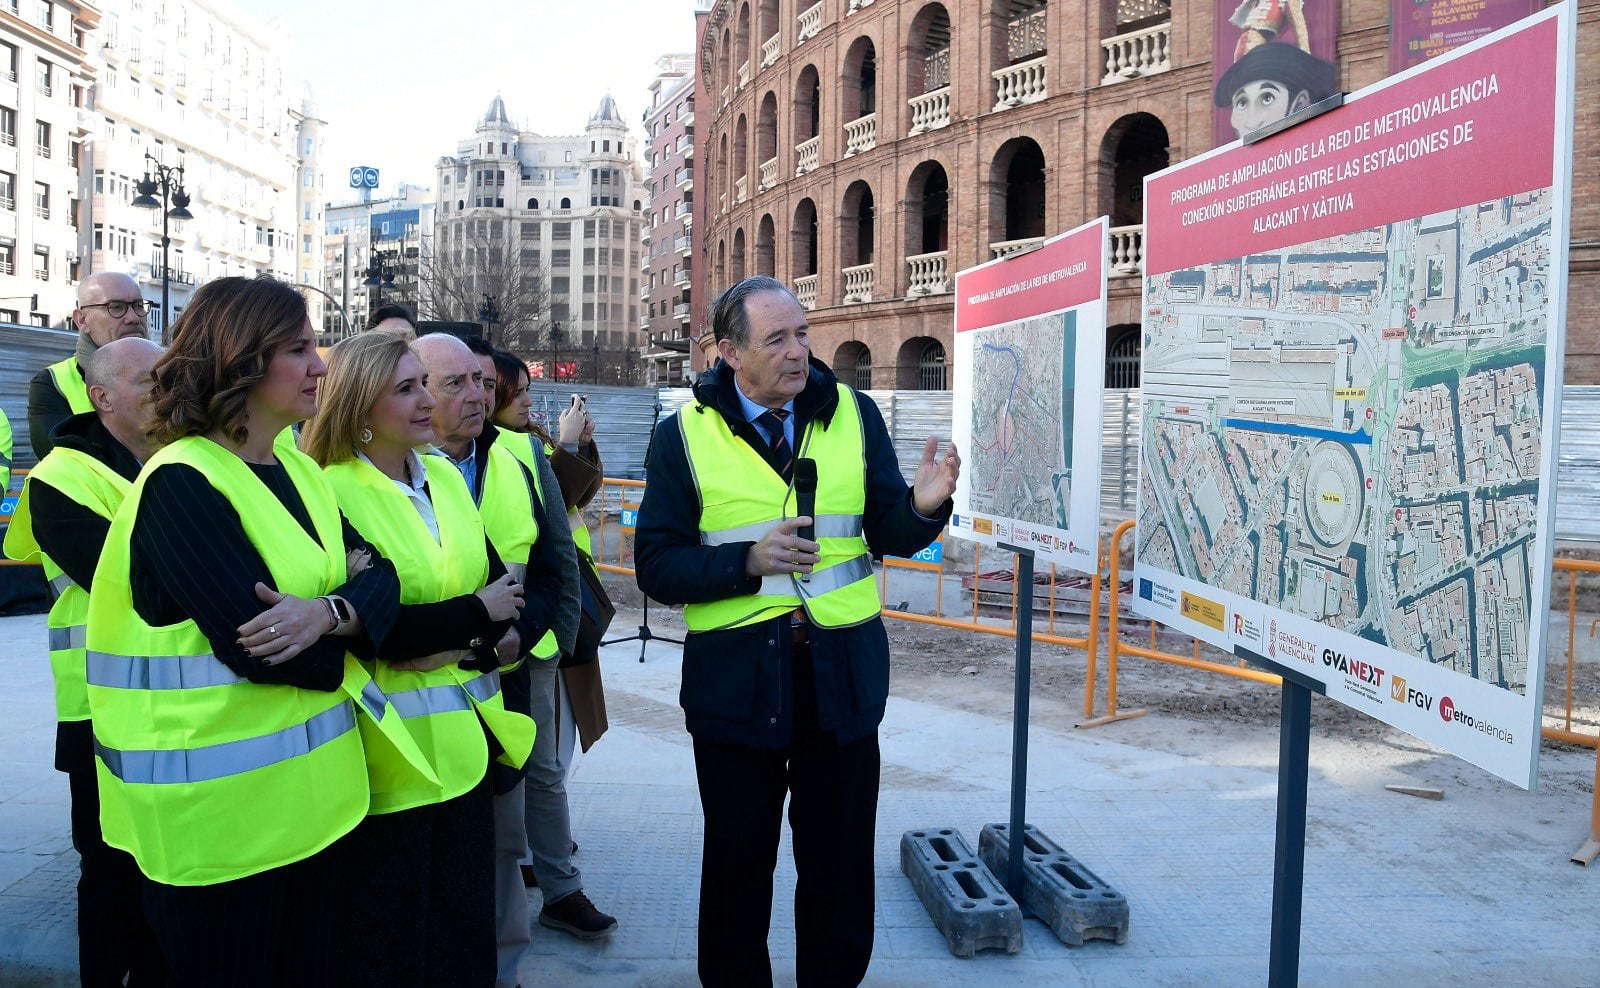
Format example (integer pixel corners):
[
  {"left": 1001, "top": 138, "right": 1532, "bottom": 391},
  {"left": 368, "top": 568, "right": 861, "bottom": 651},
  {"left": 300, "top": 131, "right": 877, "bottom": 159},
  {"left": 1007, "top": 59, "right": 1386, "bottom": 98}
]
[
  {"left": 692, "top": 643, "right": 881, "bottom": 988},
  {"left": 341, "top": 770, "right": 496, "bottom": 988},
  {"left": 67, "top": 769, "right": 166, "bottom": 988},
  {"left": 143, "top": 832, "right": 348, "bottom": 987}
]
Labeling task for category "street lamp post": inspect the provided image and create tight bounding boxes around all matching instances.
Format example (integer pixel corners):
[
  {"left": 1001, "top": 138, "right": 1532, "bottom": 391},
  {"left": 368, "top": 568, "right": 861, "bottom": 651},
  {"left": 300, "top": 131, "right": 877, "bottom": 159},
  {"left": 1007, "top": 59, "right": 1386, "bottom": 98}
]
[
  {"left": 363, "top": 231, "right": 398, "bottom": 310},
  {"left": 299, "top": 283, "right": 355, "bottom": 341},
  {"left": 549, "top": 320, "right": 563, "bottom": 382},
  {"left": 592, "top": 341, "right": 601, "bottom": 385},
  {"left": 130, "top": 152, "right": 193, "bottom": 344},
  {"left": 479, "top": 293, "right": 500, "bottom": 346}
]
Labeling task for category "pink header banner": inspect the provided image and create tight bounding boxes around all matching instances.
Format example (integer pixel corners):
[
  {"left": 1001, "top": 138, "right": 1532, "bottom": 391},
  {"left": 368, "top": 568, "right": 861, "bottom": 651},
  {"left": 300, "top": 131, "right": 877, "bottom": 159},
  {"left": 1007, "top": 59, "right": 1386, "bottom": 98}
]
[
  {"left": 1148, "top": 15, "right": 1555, "bottom": 275},
  {"left": 955, "top": 223, "right": 1104, "bottom": 333}
]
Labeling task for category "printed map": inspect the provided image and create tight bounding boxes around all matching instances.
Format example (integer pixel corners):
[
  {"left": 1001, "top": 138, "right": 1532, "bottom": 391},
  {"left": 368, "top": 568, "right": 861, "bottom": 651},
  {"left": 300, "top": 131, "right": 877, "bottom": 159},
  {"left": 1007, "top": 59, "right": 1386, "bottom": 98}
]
[
  {"left": 1138, "top": 190, "right": 1552, "bottom": 692},
  {"left": 967, "top": 312, "right": 1076, "bottom": 529}
]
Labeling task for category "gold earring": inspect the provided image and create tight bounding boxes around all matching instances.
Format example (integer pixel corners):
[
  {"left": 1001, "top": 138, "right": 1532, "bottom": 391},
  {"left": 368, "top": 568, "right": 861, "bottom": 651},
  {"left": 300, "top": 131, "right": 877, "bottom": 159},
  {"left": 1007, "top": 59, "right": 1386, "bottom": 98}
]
[{"left": 360, "top": 427, "right": 373, "bottom": 444}]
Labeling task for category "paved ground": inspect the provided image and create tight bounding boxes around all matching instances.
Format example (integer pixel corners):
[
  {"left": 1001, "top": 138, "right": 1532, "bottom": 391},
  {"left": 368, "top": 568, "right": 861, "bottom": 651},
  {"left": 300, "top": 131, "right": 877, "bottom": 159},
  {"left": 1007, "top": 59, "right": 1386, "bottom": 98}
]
[{"left": 1, "top": 610, "right": 1597, "bottom": 987}]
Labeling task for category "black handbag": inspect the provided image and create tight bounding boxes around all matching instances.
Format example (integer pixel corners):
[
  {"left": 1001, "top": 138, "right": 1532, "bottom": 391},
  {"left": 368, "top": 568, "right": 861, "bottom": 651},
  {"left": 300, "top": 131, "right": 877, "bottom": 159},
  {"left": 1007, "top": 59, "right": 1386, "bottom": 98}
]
[{"left": 562, "top": 551, "right": 615, "bottom": 667}]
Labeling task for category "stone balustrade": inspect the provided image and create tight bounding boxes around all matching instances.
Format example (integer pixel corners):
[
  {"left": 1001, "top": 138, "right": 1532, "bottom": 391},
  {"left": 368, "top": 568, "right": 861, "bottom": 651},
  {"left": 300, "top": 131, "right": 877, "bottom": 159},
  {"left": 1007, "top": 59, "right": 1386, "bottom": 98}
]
[
  {"left": 843, "top": 113, "right": 878, "bottom": 156},
  {"left": 842, "top": 263, "right": 875, "bottom": 304},
  {"left": 989, "top": 236, "right": 1045, "bottom": 260},
  {"left": 907, "top": 87, "right": 951, "bottom": 135},
  {"left": 1101, "top": 22, "right": 1172, "bottom": 84},
  {"left": 737, "top": 60, "right": 750, "bottom": 90},
  {"left": 798, "top": 2, "right": 822, "bottom": 42},
  {"left": 847, "top": 0, "right": 875, "bottom": 12},
  {"left": 794, "top": 274, "right": 819, "bottom": 309},
  {"left": 906, "top": 251, "right": 950, "bottom": 297},
  {"left": 758, "top": 157, "right": 779, "bottom": 192},
  {"left": 992, "top": 55, "right": 1048, "bottom": 112},
  {"left": 1109, "top": 224, "right": 1145, "bottom": 275},
  {"left": 795, "top": 136, "right": 820, "bottom": 175},
  {"left": 734, "top": 175, "right": 748, "bottom": 204},
  {"left": 761, "top": 35, "right": 780, "bottom": 70}
]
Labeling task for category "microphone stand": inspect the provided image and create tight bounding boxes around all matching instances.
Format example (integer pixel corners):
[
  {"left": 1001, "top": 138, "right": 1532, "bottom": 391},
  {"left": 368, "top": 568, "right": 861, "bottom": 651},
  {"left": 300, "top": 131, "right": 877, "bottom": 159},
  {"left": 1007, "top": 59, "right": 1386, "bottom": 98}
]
[{"left": 601, "top": 400, "right": 685, "bottom": 663}]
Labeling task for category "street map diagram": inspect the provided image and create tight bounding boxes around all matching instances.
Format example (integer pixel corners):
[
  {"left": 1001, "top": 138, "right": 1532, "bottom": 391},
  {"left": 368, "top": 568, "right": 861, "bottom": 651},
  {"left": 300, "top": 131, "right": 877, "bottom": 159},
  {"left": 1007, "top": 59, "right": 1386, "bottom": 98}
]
[
  {"left": 1138, "top": 189, "right": 1552, "bottom": 693},
  {"left": 967, "top": 312, "right": 1076, "bottom": 530}
]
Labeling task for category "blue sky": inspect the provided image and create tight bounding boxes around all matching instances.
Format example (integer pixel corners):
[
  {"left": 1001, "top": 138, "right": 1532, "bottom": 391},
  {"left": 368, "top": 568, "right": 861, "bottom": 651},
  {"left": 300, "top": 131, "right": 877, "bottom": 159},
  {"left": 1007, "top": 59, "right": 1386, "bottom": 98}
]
[{"left": 230, "top": 0, "right": 701, "bottom": 202}]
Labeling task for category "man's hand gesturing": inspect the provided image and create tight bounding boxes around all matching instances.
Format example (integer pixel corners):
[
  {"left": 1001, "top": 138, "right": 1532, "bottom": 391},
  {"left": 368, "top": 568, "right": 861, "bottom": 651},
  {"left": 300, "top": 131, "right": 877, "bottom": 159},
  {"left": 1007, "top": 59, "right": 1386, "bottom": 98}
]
[{"left": 911, "top": 436, "right": 961, "bottom": 517}]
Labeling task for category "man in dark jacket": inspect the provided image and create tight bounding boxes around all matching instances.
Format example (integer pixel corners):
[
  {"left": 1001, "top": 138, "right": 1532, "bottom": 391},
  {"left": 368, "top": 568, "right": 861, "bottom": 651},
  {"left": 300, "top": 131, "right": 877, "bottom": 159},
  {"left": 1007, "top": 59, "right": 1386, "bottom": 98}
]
[
  {"left": 6, "top": 337, "right": 166, "bottom": 986},
  {"left": 636, "top": 276, "right": 960, "bottom": 987},
  {"left": 27, "top": 272, "right": 151, "bottom": 460}
]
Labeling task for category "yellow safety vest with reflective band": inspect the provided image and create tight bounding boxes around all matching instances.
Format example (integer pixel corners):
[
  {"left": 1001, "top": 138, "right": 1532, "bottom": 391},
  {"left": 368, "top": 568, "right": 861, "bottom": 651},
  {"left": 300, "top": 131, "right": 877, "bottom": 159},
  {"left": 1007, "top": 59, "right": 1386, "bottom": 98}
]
[
  {"left": 85, "top": 436, "right": 435, "bottom": 886},
  {"left": 47, "top": 357, "right": 95, "bottom": 415},
  {"left": 479, "top": 428, "right": 557, "bottom": 660},
  {"left": 0, "top": 408, "right": 12, "bottom": 493},
  {"left": 3, "top": 447, "right": 129, "bottom": 723},
  {"left": 679, "top": 383, "right": 880, "bottom": 632},
  {"left": 323, "top": 454, "right": 535, "bottom": 813}
]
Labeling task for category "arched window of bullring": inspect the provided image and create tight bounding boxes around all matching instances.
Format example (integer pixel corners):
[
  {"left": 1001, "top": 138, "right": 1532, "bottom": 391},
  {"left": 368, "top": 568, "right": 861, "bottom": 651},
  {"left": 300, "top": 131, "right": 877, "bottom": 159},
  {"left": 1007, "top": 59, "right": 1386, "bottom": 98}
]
[
  {"left": 905, "top": 160, "right": 949, "bottom": 257},
  {"left": 757, "top": 92, "right": 778, "bottom": 187},
  {"left": 835, "top": 341, "right": 874, "bottom": 391},
  {"left": 898, "top": 336, "right": 947, "bottom": 390},
  {"left": 988, "top": 137, "right": 1047, "bottom": 254},
  {"left": 841, "top": 180, "right": 875, "bottom": 270},
  {"left": 716, "top": 239, "right": 726, "bottom": 289},
  {"left": 720, "top": 27, "right": 732, "bottom": 92},
  {"left": 843, "top": 36, "right": 878, "bottom": 122},
  {"left": 734, "top": 114, "right": 749, "bottom": 191},
  {"left": 906, "top": 3, "right": 952, "bottom": 126},
  {"left": 1105, "top": 324, "right": 1141, "bottom": 389},
  {"left": 793, "top": 64, "right": 822, "bottom": 150},
  {"left": 732, "top": 227, "right": 747, "bottom": 283},
  {"left": 718, "top": 132, "right": 730, "bottom": 205},
  {"left": 791, "top": 198, "right": 819, "bottom": 279},
  {"left": 756, "top": 214, "right": 776, "bottom": 277},
  {"left": 1100, "top": 112, "right": 1169, "bottom": 228},
  {"left": 736, "top": 4, "right": 751, "bottom": 74},
  {"left": 993, "top": 0, "right": 1049, "bottom": 73},
  {"left": 758, "top": 0, "right": 779, "bottom": 56}
]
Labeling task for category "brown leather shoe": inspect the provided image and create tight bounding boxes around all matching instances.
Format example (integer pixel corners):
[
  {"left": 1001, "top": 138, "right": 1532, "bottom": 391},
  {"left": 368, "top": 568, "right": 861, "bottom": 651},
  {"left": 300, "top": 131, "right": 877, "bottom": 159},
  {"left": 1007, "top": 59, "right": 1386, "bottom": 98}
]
[{"left": 520, "top": 864, "right": 538, "bottom": 889}]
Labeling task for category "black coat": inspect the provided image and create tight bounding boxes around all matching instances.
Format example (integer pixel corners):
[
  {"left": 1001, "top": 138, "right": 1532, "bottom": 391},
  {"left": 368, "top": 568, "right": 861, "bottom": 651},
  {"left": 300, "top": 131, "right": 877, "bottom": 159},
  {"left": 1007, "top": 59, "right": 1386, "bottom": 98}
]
[{"left": 635, "top": 357, "right": 946, "bottom": 748}]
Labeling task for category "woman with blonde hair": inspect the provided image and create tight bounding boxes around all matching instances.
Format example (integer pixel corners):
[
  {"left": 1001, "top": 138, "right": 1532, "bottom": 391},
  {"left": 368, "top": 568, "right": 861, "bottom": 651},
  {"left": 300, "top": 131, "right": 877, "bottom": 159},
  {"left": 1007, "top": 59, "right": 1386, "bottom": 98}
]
[
  {"left": 84, "top": 276, "right": 411, "bottom": 986},
  {"left": 301, "top": 331, "right": 537, "bottom": 986}
]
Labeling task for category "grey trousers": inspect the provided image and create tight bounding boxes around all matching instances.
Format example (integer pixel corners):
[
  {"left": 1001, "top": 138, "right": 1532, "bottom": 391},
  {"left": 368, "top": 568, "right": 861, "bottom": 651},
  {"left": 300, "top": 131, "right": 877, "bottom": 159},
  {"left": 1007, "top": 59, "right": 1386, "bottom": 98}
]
[
  {"left": 492, "top": 781, "right": 530, "bottom": 988},
  {"left": 523, "top": 655, "right": 582, "bottom": 904}
]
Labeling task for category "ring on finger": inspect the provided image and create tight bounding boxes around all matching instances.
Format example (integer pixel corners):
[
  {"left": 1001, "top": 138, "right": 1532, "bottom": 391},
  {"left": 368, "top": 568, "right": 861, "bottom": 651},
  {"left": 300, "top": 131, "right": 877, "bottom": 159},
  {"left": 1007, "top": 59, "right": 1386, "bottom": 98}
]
[{"left": 269, "top": 625, "right": 279, "bottom": 638}]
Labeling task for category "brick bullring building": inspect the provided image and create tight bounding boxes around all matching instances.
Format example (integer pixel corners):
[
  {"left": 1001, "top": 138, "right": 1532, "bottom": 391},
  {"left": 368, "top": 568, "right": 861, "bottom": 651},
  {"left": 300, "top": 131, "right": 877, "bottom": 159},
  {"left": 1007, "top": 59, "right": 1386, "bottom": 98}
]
[{"left": 694, "top": 0, "right": 1600, "bottom": 387}]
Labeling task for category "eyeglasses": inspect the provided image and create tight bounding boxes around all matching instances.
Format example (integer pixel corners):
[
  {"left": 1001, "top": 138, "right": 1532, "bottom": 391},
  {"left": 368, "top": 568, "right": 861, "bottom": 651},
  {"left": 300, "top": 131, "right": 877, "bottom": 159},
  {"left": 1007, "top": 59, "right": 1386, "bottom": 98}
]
[{"left": 81, "top": 299, "right": 153, "bottom": 318}]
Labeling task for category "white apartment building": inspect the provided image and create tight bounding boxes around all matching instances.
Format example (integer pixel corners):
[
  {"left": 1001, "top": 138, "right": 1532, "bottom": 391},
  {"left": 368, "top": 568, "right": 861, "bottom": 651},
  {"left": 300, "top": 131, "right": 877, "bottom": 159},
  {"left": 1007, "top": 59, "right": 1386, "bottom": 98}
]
[
  {"left": 84, "top": 0, "right": 316, "bottom": 338},
  {"left": 434, "top": 95, "right": 646, "bottom": 372},
  {"left": 0, "top": 0, "right": 98, "bottom": 328}
]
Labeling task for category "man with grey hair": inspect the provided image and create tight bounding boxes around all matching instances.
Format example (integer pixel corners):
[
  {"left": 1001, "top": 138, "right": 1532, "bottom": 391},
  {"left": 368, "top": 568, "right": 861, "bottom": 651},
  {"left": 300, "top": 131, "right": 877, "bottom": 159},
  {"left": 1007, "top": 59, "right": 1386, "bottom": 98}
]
[
  {"left": 636, "top": 276, "right": 961, "bottom": 986},
  {"left": 27, "top": 272, "right": 153, "bottom": 459},
  {"left": 5, "top": 336, "right": 166, "bottom": 986}
]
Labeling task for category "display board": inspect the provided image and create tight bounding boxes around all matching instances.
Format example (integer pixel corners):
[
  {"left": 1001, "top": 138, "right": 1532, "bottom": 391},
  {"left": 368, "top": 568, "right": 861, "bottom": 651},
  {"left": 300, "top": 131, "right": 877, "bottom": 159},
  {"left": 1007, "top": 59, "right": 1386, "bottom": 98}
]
[
  {"left": 1390, "top": 0, "right": 1541, "bottom": 72},
  {"left": 949, "top": 218, "right": 1107, "bottom": 575},
  {"left": 1136, "top": 7, "right": 1573, "bottom": 787}
]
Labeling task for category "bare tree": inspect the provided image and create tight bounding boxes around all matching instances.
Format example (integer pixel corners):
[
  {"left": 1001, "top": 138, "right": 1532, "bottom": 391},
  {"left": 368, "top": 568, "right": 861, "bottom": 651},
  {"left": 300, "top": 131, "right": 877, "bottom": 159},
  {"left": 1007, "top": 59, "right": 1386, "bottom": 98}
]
[{"left": 418, "top": 226, "right": 550, "bottom": 351}]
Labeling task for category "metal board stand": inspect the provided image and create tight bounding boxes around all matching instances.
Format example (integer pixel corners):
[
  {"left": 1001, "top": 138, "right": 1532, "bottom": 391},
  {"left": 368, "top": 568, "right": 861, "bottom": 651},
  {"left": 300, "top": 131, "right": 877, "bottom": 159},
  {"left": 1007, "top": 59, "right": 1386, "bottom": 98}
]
[{"left": 997, "top": 541, "right": 1035, "bottom": 903}]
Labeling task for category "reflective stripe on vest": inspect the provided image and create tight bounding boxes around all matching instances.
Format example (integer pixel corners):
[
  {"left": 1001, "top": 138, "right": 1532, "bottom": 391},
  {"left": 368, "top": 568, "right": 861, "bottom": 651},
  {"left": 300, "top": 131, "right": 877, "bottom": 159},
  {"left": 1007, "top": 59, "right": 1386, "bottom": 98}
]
[
  {"left": 85, "top": 650, "right": 245, "bottom": 691},
  {"left": 678, "top": 383, "right": 882, "bottom": 632},
  {"left": 49, "top": 572, "right": 76, "bottom": 597},
  {"left": 701, "top": 514, "right": 864, "bottom": 546},
  {"left": 96, "top": 702, "right": 357, "bottom": 785},
  {"left": 49, "top": 625, "right": 87, "bottom": 651},
  {"left": 47, "top": 357, "right": 95, "bottom": 414}
]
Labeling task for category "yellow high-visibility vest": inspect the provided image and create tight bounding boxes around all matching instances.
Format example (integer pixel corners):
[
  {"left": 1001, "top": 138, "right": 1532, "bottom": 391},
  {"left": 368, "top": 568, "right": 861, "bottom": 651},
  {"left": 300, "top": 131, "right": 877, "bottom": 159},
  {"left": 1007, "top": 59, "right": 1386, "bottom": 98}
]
[
  {"left": 3, "top": 447, "right": 129, "bottom": 723},
  {"left": 86, "top": 435, "right": 433, "bottom": 886},
  {"left": 678, "top": 383, "right": 880, "bottom": 632},
  {"left": 323, "top": 453, "right": 534, "bottom": 812},
  {"left": 479, "top": 428, "right": 558, "bottom": 660},
  {"left": 46, "top": 357, "right": 94, "bottom": 415}
]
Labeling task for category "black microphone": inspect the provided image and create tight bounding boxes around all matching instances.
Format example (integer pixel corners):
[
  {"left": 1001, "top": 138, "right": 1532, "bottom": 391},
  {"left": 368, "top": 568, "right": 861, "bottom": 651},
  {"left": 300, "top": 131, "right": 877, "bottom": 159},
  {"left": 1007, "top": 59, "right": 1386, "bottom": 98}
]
[{"left": 794, "top": 458, "right": 817, "bottom": 583}]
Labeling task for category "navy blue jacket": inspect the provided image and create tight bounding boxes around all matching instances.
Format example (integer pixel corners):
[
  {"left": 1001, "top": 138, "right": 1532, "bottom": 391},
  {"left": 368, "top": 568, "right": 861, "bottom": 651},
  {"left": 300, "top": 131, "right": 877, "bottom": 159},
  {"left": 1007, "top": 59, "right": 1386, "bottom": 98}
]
[{"left": 635, "top": 357, "right": 947, "bottom": 748}]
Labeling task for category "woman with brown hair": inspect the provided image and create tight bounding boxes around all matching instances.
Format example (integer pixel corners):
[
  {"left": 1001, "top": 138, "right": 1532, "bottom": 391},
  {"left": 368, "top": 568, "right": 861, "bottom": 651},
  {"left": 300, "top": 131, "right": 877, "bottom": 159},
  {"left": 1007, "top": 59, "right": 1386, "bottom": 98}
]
[
  {"left": 84, "top": 277, "right": 411, "bottom": 986},
  {"left": 301, "top": 331, "right": 536, "bottom": 986}
]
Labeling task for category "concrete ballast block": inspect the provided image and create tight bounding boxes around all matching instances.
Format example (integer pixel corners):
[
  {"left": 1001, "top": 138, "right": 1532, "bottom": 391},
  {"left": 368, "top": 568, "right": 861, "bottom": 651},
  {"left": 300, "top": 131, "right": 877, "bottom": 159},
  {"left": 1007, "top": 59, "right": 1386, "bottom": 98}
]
[
  {"left": 899, "top": 828, "right": 1024, "bottom": 957},
  {"left": 979, "top": 822, "right": 1130, "bottom": 946}
]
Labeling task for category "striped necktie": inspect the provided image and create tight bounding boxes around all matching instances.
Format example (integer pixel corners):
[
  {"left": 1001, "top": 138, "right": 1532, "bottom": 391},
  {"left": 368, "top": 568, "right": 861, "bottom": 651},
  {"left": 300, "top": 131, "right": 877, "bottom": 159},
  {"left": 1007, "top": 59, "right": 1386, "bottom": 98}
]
[{"left": 755, "top": 408, "right": 793, "bottom": 482}]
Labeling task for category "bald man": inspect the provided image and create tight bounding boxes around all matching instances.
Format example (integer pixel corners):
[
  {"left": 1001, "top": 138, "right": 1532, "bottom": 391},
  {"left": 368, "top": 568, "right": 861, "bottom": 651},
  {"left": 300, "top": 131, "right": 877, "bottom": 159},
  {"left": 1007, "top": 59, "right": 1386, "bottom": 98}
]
[
  {"left": 4, "top": 336, "right": 166, "bottom": 987},
  {"left": 27, "top": 272, "right": 153, "bottom": 459}
]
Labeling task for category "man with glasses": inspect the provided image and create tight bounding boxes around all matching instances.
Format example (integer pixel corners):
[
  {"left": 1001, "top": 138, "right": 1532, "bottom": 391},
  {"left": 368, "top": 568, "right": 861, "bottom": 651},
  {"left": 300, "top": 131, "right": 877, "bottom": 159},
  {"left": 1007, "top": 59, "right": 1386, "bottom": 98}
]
[{"left": 27, "top": 272, "right": 152, "bottom": 459}]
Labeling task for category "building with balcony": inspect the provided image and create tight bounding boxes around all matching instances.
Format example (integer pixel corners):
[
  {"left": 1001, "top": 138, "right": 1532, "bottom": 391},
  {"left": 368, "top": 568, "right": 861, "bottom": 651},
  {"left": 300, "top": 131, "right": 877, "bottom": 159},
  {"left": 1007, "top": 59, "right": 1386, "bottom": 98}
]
[
  {"left": 0, "top": 0, "right": 98, "bottom": 329},
  {"left": 322, "top": 183, "right": 433, "bottom": 344},
  {"left": 641, "top": 52, "right": 696, "bottom": 386},
  {"left": 84, "top": 0, "right": 311, "bottom": 338},
  {"left": 433, "top": 94, "right": 646, "bottom": 378},
  {"left": 696, "top": 0, "right": 1600, "bottom": 388}
]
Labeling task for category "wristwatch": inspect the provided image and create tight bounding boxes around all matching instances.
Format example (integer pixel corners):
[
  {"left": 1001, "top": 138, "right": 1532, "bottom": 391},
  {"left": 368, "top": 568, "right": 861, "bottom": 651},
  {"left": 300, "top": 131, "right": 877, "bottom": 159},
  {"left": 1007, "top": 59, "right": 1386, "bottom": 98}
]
[{"left": 319, "top": 595, "right": 352, "bottom": 632}]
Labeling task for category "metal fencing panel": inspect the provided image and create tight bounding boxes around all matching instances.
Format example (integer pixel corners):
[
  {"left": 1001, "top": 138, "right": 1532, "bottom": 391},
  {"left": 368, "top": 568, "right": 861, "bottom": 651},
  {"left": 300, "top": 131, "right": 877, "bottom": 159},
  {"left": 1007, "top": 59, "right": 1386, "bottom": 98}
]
[{"left": 0, "top": 326, "right": 76, "bottom": 470}]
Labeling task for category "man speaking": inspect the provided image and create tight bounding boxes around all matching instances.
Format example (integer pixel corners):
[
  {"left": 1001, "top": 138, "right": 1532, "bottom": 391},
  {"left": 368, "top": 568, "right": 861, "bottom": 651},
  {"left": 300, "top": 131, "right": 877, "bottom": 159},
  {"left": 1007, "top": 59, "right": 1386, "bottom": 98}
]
[{"left": 636, "top": 276, "right": 960, "bottom": 987}]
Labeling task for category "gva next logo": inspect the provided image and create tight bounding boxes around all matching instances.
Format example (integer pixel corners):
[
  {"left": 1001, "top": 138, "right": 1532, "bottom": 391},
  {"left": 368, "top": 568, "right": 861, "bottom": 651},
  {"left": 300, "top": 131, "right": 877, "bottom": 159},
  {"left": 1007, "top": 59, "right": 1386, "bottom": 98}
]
[{"left": 1320, "top": 648, "right": 1384, "bottom": 687}]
